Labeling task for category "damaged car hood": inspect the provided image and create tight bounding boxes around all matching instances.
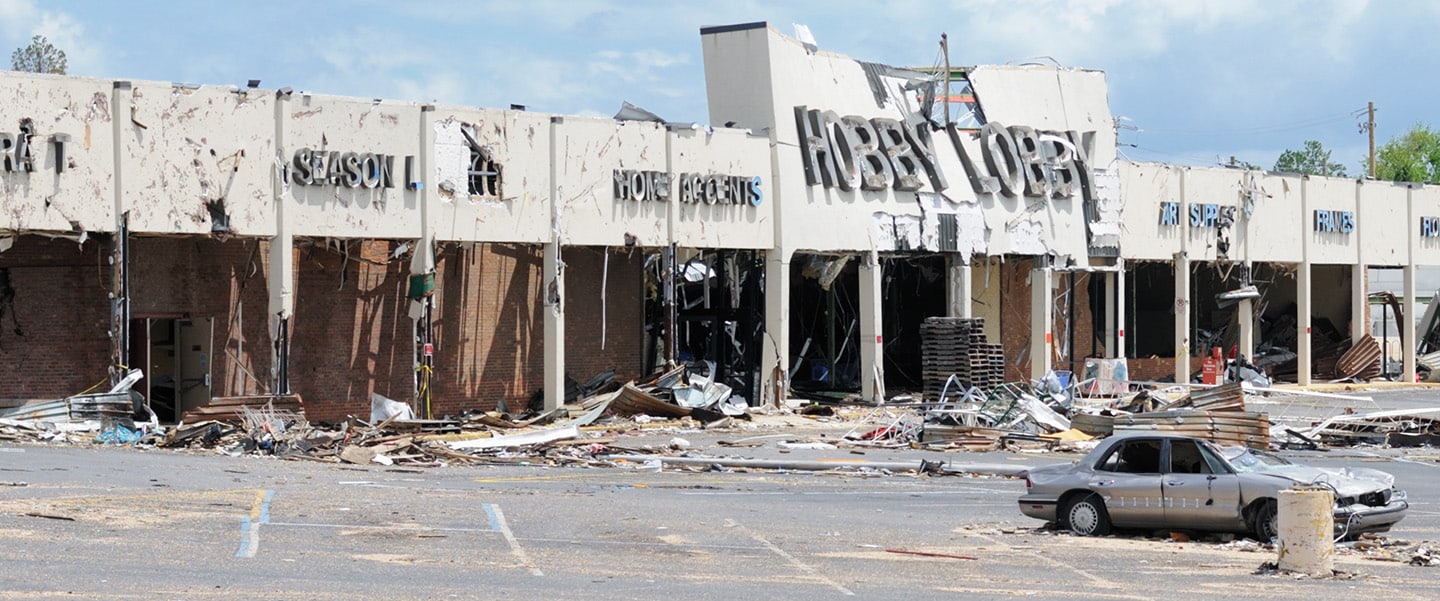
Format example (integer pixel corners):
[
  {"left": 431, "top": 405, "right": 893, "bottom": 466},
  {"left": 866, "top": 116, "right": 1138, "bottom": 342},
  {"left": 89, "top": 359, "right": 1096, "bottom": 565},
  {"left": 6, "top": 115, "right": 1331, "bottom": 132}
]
[{"left": 1248, "top": 465, "right": 1395, "bottom": 497}]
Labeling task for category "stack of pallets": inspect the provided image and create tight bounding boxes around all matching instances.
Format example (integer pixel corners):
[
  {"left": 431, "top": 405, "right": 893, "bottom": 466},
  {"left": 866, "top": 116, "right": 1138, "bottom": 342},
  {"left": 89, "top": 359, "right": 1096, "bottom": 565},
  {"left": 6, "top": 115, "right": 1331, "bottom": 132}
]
[
  {"left": 921, "top": 317, "right": 1005, "bottom": 402},
  {"left": 1113, "top": 410, "right": 1271, "bottom": 449}
]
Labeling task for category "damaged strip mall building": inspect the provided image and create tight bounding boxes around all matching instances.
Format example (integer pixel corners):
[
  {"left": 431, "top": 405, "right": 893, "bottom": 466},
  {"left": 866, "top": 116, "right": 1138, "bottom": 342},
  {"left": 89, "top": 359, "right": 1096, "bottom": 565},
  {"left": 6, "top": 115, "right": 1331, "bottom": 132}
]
[{"left": 0, "top": 22, "right": 1435, "bottom": 423}]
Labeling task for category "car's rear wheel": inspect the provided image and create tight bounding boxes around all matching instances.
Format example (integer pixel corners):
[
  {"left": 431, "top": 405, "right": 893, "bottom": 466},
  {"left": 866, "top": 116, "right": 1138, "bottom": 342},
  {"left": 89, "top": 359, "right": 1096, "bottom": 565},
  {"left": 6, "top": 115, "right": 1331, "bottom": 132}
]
[
  {"left": 1064, "top": 493, "right": 1112, "bottom": 536},
  {"left": 1251, "top": 499, "right": 1278, "bottom": 541}
]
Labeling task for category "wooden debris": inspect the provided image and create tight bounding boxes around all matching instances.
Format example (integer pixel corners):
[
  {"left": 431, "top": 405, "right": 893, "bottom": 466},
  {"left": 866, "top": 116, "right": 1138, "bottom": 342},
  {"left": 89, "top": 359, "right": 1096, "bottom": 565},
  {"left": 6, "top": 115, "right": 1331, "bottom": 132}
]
[
  {"left": 179, "top": 394, "right": 306, "bottom": 423},
  {"left": 1069, "top": 412, "right": 1115, "bottom": 437},
  {"left": 1113, "top": 410, "right": 1270, "bottom": 449},
  {"left": 611, "top": 383, "right": 691, "bottom": 418},
  {"left": 1187, "top": 382, "right": 1247, "bottom": 412},
  {"left": 1335, "top": 335, "right": 1383, "bottom": 380},
  {"left": 920, "top": 317, "right": 1004, "bottom": 402}
]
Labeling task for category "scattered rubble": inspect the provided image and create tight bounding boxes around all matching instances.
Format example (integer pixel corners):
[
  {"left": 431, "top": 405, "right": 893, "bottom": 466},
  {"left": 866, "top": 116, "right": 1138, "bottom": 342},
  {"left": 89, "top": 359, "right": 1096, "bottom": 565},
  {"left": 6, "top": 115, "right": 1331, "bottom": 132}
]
[{"left": 3, "top": 319, "right": 1439, "bottom": 474}]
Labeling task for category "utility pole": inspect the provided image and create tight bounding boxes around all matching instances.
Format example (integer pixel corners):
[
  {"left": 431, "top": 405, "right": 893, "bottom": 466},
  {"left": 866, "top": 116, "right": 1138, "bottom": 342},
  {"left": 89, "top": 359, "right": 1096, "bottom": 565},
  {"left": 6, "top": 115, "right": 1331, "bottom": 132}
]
[
  {"left": 941, "top": 34, "right": 950, "bottom": 125},
  {"left": 1367, "top": 101, "right": 1376, "bottom": 179}
]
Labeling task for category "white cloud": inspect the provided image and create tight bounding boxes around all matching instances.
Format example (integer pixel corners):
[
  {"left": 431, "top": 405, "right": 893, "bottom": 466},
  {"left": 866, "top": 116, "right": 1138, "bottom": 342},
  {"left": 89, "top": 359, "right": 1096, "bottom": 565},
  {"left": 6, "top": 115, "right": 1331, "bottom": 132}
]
[{"left": 0, "top": 0, "right": 38, "bottom": 40}]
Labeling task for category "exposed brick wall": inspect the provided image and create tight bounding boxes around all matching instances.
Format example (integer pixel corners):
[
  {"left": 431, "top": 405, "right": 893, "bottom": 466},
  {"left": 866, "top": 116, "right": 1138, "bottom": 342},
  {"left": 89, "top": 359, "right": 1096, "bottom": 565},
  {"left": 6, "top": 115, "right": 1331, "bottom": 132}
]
[
  {"left": 428, "top": 242, "right": 544, "bottom": 417},
  {"left": 1054, "top": 270, "right": 1098, "bottom": 375},
  {"left": 998, "top": 257, "right": 1035, "bottom": 382},
  {"left": 285, "top": 241, "right": 645, "bottom": 422},
  {"left": 993, "top": 258, "right": 1102, "bottom": 383},
  {"left": 129, "top": 236, "right": 274, "bottom": 400},
  {"left": 562, "top": 246, "right": 645, "bottom": 386},
  {"left": 0, "top": 235, "right": 111, "bottom": 400},
  {"left": 289, "top": 240, "right": 413, "bottom": 422},
  {"left": 1127, "top": 356, "right": 1205, "bottom": 383}
]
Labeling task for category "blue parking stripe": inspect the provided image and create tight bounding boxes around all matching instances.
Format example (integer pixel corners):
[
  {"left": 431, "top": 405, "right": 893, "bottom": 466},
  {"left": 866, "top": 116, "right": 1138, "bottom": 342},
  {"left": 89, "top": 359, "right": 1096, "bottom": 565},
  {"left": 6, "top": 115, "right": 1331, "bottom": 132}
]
[{"left": 482, "top": 503, "right": 501, "bottom": 531}]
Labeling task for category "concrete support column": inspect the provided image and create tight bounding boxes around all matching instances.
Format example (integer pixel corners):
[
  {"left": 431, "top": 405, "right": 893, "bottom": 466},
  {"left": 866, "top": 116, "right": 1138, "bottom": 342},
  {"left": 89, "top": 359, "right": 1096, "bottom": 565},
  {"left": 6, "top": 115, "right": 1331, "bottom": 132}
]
[
  {"left": 267, "top": 87, "right": 294, "bottom": 394},
  {"left": 411, "top": 105, "right": 437, "bottom": 416},
  {"left": 1297, "top": 262, "right": 1313, "bottom": 385},
  {"left": 542, "top": 116, "right": 565, "bottom": 411},
  {"left": 1404, "top": 264, "right": 1417, "bottom": 381},
  {"left": 1352, "top": 265, "right": 1369, "bottom": 344},
  {"left": 543, "top": 241, "right": 565, "bottom": 411},
  {"left": 1030, "top": 264, "right": 1054, "bottom": 381},
  {"left": 761, "top": 252, "right": 791, "bottom": 407},
  {"left": 1116, "top": 261, "right": 1127, "bottom": 358},
  {"left": 1238, "top": 297, "right": 1255, "bottom": 361},
  {"left": 1104, "top": 271, "right": 1116, "bottom": 357},
  {"left": 947, "top": 255, "right": 973, "bottom": 319},
  {"left": 1174, "top": 253, "right": 1191, "bottom": 384},
  {"left": 858, "top": 250, "right": 885, "bottom": 403},
  {"left": 1238, "top": 262, "right": 1255, "bottom": 361}
]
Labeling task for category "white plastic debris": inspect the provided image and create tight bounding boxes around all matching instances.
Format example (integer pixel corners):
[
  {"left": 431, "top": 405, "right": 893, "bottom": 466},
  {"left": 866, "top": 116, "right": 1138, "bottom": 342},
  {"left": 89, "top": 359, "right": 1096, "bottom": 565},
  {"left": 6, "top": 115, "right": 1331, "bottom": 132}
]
[{"left": 369, "top": 393, "right": 414, "bottom": 422}]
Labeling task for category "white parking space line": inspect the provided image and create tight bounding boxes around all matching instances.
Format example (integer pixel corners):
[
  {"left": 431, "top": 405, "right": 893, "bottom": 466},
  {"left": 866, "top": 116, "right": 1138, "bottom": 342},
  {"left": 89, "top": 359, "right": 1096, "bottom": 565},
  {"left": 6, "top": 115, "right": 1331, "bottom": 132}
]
[
  {"left": 265, "top": 522, "right": 500, "bottom": 533},
  {"left": 726, "top": 519, "right": 855, "bottom": 596},
  {"left": 234, "top": 489, "right": 274, "bottom": 559},
  {"left": 486, "top": 503, "right": 542, "bottom": 576},
  {"left": 680, "top": 487, "right": 1019, "bottom": 497},
  {"left": 968, "top": 530, "right": 1115, "bottom": 588}
]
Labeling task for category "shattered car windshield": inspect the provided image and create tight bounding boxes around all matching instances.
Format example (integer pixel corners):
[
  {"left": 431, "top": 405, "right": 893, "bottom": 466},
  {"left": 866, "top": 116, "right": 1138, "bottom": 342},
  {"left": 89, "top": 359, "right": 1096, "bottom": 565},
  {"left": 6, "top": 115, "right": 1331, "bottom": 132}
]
[{"left": 1224, "top": 447, "right": 1291, "bottom": 473}]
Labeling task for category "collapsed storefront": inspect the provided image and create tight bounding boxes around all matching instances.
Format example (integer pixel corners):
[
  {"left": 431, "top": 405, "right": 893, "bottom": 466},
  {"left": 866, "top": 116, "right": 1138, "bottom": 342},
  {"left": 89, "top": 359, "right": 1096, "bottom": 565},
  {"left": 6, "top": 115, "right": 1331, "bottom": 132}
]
[
  {"left": 700, "top": 22, "right": 1123, "bottom": 404},
  {"left": 5, "top": 23, "right": 1440, "bottom": 427}
]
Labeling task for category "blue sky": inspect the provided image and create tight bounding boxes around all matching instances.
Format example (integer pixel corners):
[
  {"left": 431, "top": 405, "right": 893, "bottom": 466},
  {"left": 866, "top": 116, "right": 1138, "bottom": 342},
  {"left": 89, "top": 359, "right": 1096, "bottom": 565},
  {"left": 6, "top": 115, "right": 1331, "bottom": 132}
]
[{"left": 4, "top": 0, "right": 1435, "bottom": 172}]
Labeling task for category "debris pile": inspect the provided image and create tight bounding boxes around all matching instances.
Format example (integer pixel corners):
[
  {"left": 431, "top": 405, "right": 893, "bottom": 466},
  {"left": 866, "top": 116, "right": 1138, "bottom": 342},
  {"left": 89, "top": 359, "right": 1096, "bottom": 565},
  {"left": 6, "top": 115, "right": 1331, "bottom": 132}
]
[
  {"left": 1344, "top": 533, "right": 1440, "bottom": 567},
  {"left": 921, "top": 317, "right": 1004, "bottom": 402},
  {"left": 1113, "top": 382, "right": 1271, "bottom": 448}
]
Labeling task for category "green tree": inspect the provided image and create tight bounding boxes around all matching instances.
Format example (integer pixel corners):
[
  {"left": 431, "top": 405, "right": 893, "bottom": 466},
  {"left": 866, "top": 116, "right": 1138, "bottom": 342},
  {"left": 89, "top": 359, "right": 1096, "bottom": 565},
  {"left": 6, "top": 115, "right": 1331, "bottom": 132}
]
[
  {"left": 10, "top": 34, "right": 66, "bottom": 74},
  {"left": 1273, "top": 140, "right": 1346, "bottom": 177},
  {"left": 1374, "top": 123, "right": 1440, "bottom": 184}
]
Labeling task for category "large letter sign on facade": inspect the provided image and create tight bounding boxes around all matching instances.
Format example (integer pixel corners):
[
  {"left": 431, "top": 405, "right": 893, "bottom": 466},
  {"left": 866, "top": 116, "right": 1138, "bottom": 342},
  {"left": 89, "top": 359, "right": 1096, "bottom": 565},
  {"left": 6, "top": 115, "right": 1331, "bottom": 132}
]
[
  {"left": 871, "top": 117, "right": 926, "bottom": 191},
  {"left": 796, "top": 106, "right": 840, "bottom": 189},
  {"left": 836, "top": 115, "right": 894, "bottom": 191},
  {"left": 796, "top": 105, "right": 1096, "bottom": 202},
  {"left": 795, "top": 106, "right": 946, "bottom": 193},
  {"left": 291, "top": 148, "right": 397, "bottom": 188}
]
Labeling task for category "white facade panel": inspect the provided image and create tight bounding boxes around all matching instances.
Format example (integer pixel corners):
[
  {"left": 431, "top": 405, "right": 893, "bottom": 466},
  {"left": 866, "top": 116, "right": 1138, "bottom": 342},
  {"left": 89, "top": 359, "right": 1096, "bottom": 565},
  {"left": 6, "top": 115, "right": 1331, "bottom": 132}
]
[
  {"left": 429, "top": 107, "right": 550, "bottom": 244},
  {"left": 1117, "top": 162, "right": 1182, "bottom": 261},
  {"left": 1181, "top": 168, "right": 1246, "bottom": 263},
  {"left": 968, "top": 66, "right": 1117, "bottom": 167},
  {"left": 125, "top": 82, "right": 275, "bottom": 235},
  {"left": 0, "top": 73, "right": 115, "bottom": 233},
  {"left": 1359, "top": 181, "right": 1408, "bottom": 266},
  {"left": 702, "top": 23, "right": 1101, "bottom": 261},
  {"left": 702, "top": 25, "right": 775, "bottom": 134},
  {"left": 283, "top": 94, "right": 422, "bottom": 239},
  {"left": 1245, "top": 174, "right": 1304, "bottom": 263},
  {"left": 555, "top": 118, "right": 668, "bottom": 247},
  {"left": 1413, "top": 185, "right": 1440, "bottom": 266},
  {"left": 669, "top": 127, "right": 774, "bottom": 249},
  {"left": 1305, "top": 176, "right": 1358, "bottom": 265}
]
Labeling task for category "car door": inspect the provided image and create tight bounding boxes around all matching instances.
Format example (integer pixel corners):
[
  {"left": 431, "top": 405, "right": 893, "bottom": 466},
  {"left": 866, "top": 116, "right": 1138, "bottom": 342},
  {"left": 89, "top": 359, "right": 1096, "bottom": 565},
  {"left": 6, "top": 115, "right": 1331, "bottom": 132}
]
[
  {"left": 1089, "top": 438, "right": 1166, "bottom": 527},
  {"left": 1161, "top": 438, "right": 1245, "bottom": 530}
]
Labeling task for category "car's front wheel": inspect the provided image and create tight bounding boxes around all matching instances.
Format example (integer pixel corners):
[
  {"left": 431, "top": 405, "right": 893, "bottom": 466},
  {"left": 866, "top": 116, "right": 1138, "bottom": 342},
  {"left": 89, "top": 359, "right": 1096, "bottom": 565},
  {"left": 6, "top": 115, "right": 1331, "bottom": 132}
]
[
  {"left": 1064, "top": 493, "right": 1112, "bottom": 536},
  {"left": 1251, "top": 499, "right": 1278, "bottom": 541}
]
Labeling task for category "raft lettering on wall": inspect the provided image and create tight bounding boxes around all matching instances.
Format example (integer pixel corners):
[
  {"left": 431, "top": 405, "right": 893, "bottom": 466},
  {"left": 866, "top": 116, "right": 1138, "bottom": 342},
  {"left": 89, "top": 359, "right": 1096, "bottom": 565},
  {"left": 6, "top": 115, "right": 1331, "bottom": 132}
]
[
  {"left": 288, "top": 148, "right": 420, "bottom": 190},
  {"left": 1313, "top": 209, "right": 1355, "bottom": 234},
  {"left": 613, "top": 169, "right": 762, "bottom": 206}
]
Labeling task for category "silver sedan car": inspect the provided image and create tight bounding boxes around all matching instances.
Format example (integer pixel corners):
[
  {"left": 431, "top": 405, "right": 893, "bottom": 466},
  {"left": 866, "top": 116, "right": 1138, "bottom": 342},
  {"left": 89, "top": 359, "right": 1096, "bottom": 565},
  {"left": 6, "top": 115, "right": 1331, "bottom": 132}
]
[{"left": 1018, "top": 433, "right": 1408, "bottom": 539}]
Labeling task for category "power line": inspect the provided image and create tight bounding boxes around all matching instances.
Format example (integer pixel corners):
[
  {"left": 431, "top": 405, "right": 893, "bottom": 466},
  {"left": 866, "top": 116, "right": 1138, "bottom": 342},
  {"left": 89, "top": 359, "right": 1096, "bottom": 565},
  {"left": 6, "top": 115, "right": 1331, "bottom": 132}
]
[{"left": 1127, "top": 109, "right": 1361, "bottom": 137}]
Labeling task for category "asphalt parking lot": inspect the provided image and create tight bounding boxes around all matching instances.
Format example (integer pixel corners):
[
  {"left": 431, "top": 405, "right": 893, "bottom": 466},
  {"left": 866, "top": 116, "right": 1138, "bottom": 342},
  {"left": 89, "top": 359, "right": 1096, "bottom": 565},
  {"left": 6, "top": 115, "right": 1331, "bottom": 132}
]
[{"left": 1, "top": 436, "right": 1436, "bottom": 600}]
